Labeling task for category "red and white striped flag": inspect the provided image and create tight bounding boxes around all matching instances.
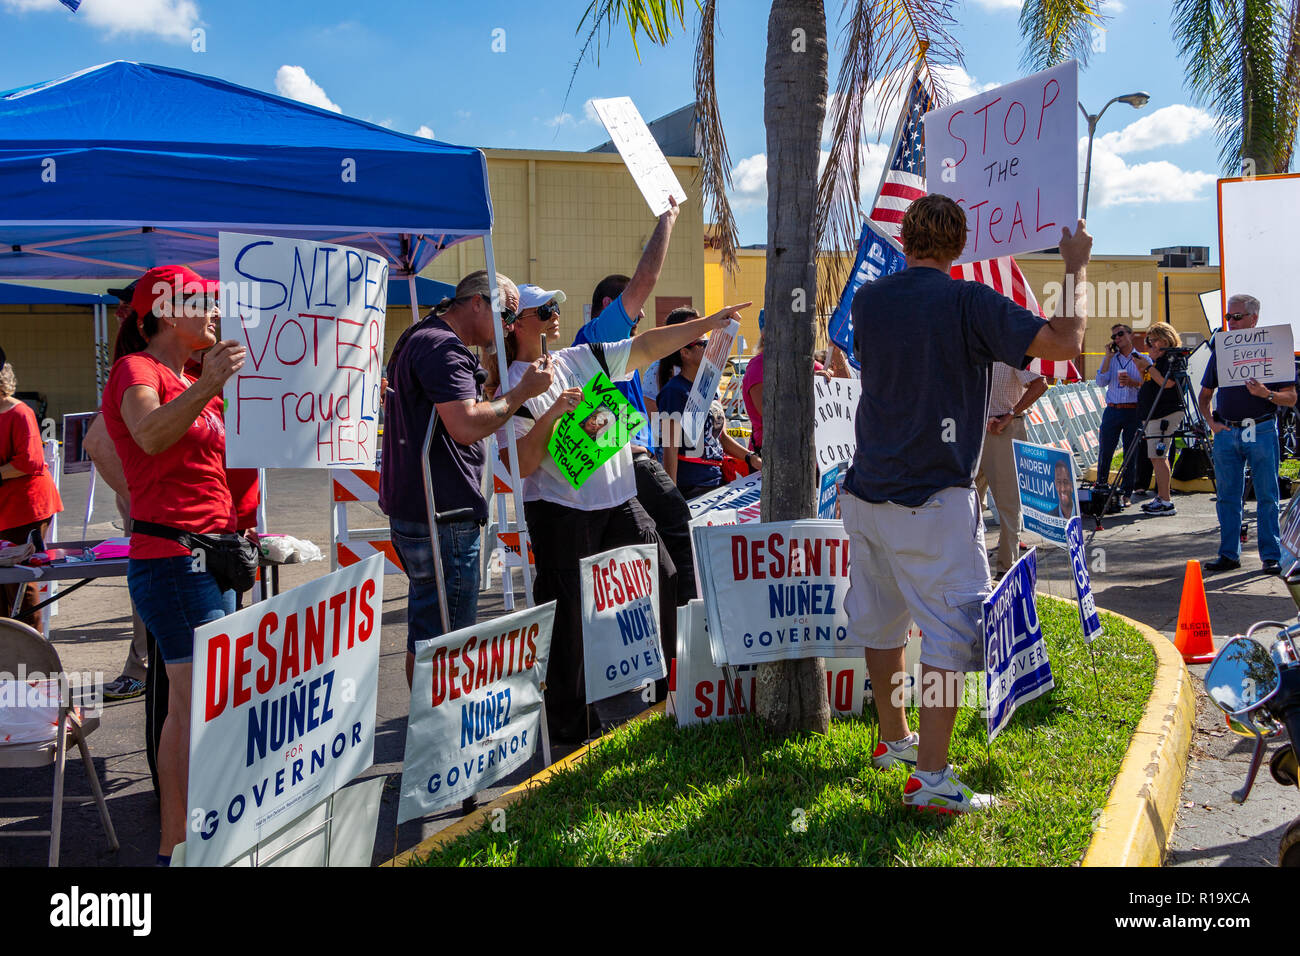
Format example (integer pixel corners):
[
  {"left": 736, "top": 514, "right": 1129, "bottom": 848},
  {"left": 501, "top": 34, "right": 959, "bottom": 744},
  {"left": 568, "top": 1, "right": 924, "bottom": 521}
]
[
  {"left": 868, "top": 76, "right": 930, "bottom": 241},
  {"left": 950, "top": 256, "right": 1081, "bottom": 382}
]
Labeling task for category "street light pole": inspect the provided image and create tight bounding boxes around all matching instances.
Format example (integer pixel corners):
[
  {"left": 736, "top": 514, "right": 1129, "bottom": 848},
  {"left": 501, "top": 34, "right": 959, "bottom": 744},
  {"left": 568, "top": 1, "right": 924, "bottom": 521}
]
[{"left": 1079, "top": 92, "right": 1151, "bottom": 219}]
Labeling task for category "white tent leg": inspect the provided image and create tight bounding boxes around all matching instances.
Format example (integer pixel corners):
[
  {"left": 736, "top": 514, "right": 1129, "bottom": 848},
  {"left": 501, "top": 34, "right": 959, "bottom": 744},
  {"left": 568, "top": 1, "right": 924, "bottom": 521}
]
[{"left": 406, "top": 274, "right": 419, "bottom": 326}]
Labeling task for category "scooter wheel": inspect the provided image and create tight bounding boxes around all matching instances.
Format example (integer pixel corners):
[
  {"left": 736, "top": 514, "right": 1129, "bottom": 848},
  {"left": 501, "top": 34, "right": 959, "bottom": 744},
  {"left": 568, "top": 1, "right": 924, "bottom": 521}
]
[
  {"left": 1271, "top": 745, "right": 1298, "bottom": 787},
  {"left": 1280, "top": 819, "right": 1300, "bottom": 868}
]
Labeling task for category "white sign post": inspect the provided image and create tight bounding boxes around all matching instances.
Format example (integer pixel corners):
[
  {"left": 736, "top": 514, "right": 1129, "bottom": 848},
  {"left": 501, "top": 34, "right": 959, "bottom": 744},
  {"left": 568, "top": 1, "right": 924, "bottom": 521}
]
[
  {"left": 682, "top": 319, "right": 739, "bottom": 446},
  {"left": 924, "top": 62, "right": 1079, "bottom": 264},
  {"left": 398, "top": 601, "right": 555, "bottom": 823},
  {"left": 580, "top": 544, "right": 666, "bottom": 702},
  {"left": 1219, "top": 175, "right": 1300, "bottom": 343},
  {"left": 219, "top": 232, "right": 388, "bottom": 469},
  {"left": 186, "top": 554, "right": 384, "bottom": 868},
  {"left": 1214, "top": 324, "right": 1296, "bottom": 387},
  {"left": 590, "top": 96, "right": 689, "bottom": 217}
]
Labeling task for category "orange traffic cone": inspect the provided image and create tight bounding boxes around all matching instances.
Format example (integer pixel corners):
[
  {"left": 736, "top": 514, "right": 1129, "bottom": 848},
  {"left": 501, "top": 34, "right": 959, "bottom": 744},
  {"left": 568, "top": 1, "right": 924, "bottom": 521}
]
[{"left": 1174, "top": 560, "right": 1216, "bottom": 663}]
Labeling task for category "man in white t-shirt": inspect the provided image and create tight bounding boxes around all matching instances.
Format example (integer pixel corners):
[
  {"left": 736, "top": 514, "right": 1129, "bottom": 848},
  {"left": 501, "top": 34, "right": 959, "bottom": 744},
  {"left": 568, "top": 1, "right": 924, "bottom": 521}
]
[{"left": 975, "top": 362, "right": 1047, "bottom": 576}]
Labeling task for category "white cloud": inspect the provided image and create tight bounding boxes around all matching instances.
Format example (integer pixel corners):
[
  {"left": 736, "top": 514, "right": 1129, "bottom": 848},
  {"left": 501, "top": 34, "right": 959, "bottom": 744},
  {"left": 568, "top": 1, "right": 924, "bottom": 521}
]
[
  {"left": 1094, "top": 104, "right": 1214, "bottom": 154},
  {"left": 584, "top": 99, "right": 601, "bottom": 124},
  {"left": 275, "top": 65, "right": 341, "bottom": 113},
  {"left": 4, "top": 0, "right": 201, "bottom": 41},
  {"left": 829, "top": 65, "right": 1000, "bottom": 146},
  {"left": 967, "top": 0, "right": 1023, "bottom": 10},
  {"left": 544, "top": 112, "right": 576, "bottom": 128},
  {"left": 729, "top": 153, "right": 768, "bottom": 209},
  {"left": 414, "top": 125, "right": 435, "bottom": 139},
  {"left": 1084, "top": 146, "right": 1216, "bottom": 207}
]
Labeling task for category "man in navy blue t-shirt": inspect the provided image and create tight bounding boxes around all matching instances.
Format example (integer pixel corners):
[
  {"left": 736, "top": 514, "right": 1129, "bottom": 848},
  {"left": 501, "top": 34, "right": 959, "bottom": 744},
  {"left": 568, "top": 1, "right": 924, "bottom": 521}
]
[
  {"left": 1197, "top": 294, "right": 1297, "bottom": 574},
  {"left": 843, "top": 194, "right": 1092, "bottom": 813}
]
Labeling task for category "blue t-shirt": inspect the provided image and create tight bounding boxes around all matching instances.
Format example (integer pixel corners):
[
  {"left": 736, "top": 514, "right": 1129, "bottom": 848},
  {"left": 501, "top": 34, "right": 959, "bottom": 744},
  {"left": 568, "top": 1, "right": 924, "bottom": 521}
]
[
  {"left": 1200, "top": 337, "right": 1287, "bottom": 422},
  {"left": 656, "top": 373, "right": 723, "bottom": 491},
  {"left": 572, "top": 293, "right": 653, "bottom": 449},
  {"left": 844, "top": 267, "right": 1047, "bottom": 507}
]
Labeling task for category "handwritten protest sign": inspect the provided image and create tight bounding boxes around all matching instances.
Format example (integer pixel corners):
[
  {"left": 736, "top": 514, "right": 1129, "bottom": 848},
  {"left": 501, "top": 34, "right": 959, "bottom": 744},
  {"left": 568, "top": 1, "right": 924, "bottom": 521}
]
[
  {"left": 827, "top": 221, "right": 908, "bottom": 364},
  {"left": 693, "top": 520, "right": 866, "bottom": 666},
  {"left": 581, "top": 545, "right": 665, "bottom": 702},
  {"left": 590, "top": 96, "right": 688, "bottom": 217},
  {"left": 1066, "top": 515, "right": 1102, "bottom": 644},
  {"left": 548, "top": 371, "right": 645, "bottom": 489},
  {"left": 219, "top": 233, "right": 387, "bottom": 469},
  {"left": 814, "top": 376, "right": 861, "bottom": 471},
  {"left": 682, "top": 319, "right": 739, "bottom": 447},
  {"left": 983, "top": 548, "right": 1053, "bottom": 741},
  {"left": 398, "top": 601, "right": 554, "bottom": 822},
  {"left": 1214, "top": 324, "right": 1295, "bottom": 387},
  {"left": 924, "top": 62, "right": 1078, "bottom": 264},
  {"left": 1013, "top": 439, "right": 1077, "bottom": 549},
  {"left": 186, "top": 554, "right": 383, "bottom": 867}
]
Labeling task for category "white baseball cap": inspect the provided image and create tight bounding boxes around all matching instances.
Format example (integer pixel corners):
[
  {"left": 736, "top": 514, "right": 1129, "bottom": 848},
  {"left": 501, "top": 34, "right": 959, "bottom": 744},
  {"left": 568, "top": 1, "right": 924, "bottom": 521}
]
[{"left": 517, "top": 284, "right": 567, "bottom": 311}]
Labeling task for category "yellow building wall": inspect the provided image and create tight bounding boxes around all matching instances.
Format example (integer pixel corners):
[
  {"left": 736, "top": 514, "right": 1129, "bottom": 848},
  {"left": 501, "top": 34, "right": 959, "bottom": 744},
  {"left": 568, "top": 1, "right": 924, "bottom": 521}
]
[
  {"left": 0, "top": 305, "right": 101, "bottom": 425},
  {"left": 422, "top": 149, "right": 706, "bottom": 351},
  {"left": 1156, "top": 266, "right": 1220, "bottom": 338}
]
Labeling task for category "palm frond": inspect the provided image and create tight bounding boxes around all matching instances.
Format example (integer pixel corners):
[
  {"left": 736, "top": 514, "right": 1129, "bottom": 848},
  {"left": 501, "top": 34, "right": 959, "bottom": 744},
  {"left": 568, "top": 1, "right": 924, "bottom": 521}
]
[
  {"left": 568, "top": 1, "right": 690, "bottom": 104},
  {"left": 812, "top": 0, "right": 960, "bottom": 323},
  {"left": 1277, "top": 0, "right": 1300, "bottom": 170},
  {"left": 1019, "top": 0, "right": 1108, "bottom": 72},
  {"left": 693, "top": 0, "right": 740, "bottom": 273}
]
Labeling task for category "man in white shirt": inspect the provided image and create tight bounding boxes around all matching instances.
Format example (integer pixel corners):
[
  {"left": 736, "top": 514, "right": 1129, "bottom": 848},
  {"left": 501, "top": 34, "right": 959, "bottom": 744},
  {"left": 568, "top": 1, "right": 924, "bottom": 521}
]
[{"left": 975, "top": 363, "right": 1047, "bottom": 575}]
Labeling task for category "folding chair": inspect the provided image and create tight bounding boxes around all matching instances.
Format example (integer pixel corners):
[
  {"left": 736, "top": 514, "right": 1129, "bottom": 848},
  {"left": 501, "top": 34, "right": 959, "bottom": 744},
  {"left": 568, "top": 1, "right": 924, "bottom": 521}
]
[{"left": 0, "top": 619, "right": 118, "bottom": 866}]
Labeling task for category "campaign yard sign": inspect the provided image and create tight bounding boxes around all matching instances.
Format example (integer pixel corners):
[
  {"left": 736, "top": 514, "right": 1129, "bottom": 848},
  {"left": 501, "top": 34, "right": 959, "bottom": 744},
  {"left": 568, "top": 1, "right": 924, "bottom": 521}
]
[
  {"left": 923, "top": 62, "right": 1079, "bottom": 264},
  {"left": 1013, "top": 439, "right": 1077, "bottom": 548},
  {"left": 1214, "top": 324, "right": 1296, "bottom": 387},
  {"left": 983, "top": 547, "right": 1054, "bottom": 741},
  {"left": 814, "top": 375, "right": 861, "bottom": 472},
  {"left": 827, "top": 220, "right": 908, "bottom": 365},
  {"left": 398, "top": 601, "right": 555, "bottom": 823},
  {"left": 219, "top": 233, "right": 388, "bottom": 469},
  {"left": 682, "top": 319, "right": 739, "bottom": 447},
  {"left": 1066, "top": 515, "right": 1103, "bottom": 644},
  {"left": 673, "top": 600, "right": 865, "bottom": 727},
  {"left": 589, "top": 96, "right": 689, "bottom": 217},
  {"left": 581, "top": 545, "right": 665, "bottom": 702},
  {"left": 548, "top": 371, "right": 644, "bottom": 489},
  {"left": 687, "top": 471, "right": 763, "bottom": 527},
  {"left": 186, "top": 554, "right": 384, "bottom": 867},
  {"left": 694, "top": 520, "right": 865, "bottom": 666}
]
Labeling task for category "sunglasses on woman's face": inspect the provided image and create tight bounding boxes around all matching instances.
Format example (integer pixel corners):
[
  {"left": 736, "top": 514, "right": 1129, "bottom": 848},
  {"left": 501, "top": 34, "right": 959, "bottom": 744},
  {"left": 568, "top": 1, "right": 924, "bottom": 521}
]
[
  {"left": 532, "top": 302, "right": 561, "bottom": 322},
  {"left": 687, "top": 340, "right": 707, "bottom": 350}
]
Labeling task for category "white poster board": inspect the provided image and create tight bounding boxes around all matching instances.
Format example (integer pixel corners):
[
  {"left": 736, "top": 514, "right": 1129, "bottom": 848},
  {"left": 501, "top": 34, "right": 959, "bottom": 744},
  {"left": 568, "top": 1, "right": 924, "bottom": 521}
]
[
  {"left": 1214, "top": 323, "right": 1296, "bottom": 386},
  {"left": 590, "top": 96, "right": 689, "bottom": 217},
  {"left": 682, "top": 319, "right": 739, "bottom": 446},
  {"left": 1198, "top": 289, "right": 1221, "bottom": 334},
  {"left": 580, "top": 544, "right": 666, "bottom": 702},
  {"left": 186, "top": 554, "right": 383, "bottom": 867},
  {"left": 813, "top": 376, "right": 860, "bottom": 471},
  {"left": 924, "top": 61, "right": 1078, "bottom": 264},
  {"left": 398, "top": 601, "right": 554, "bottom": 823},
  {"left": 693, "top": 519, "right": 866, "bottom": 666},
  {"left": 1219, "top": 175, "right": 1300, "bottom": 343},
  {"left": 219, "top": 232, "right": 388, "bottom": 469}
]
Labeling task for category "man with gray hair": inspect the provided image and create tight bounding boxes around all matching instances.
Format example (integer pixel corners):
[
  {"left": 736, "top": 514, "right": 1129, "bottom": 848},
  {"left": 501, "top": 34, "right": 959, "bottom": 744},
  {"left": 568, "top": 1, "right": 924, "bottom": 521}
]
[{"left": 1198, "top": 294, "right": 1296, "bottom": 574}]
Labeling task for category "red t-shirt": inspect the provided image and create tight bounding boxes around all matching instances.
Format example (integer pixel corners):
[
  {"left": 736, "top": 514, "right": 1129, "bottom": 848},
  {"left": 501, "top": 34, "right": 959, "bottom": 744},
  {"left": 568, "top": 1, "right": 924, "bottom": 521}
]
[
  {"left": 0, "top": 402, "right": 62, "bottom": 534},
  {"left": 102, "top": 353, "right": 234, "bottom": 559},
  {"left": 225, "top": 467, "right": 260, "bottom": 532}
]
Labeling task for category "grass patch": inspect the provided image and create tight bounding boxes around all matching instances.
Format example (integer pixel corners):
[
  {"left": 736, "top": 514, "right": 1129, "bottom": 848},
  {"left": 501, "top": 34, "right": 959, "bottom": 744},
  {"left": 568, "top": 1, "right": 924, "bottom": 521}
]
[
  {"left": 412, "top": 598, "right": 1156, "bottom": 867},
  {"left": 1281, "top": 459, "right": 1298, "bottom": 480}
]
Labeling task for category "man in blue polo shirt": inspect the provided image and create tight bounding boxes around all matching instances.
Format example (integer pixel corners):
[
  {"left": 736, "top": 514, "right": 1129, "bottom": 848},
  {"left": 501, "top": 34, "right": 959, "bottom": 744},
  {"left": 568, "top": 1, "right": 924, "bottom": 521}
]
[{"left": 1198, "top": 294, "right": 1297, "bottom": 574}]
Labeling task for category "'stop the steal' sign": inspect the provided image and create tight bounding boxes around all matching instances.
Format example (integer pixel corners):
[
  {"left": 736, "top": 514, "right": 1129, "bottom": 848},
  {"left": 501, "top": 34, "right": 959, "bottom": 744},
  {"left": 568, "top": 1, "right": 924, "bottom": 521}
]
[
  {"left": 220, "top": 233, "right": 388, "bottom": 469},
  {"left": 1214, "top": 324, "right": 1295, "bottom": 388},
  {"left": 924, "top": 62, "right": 1078, "bottom": 264}
]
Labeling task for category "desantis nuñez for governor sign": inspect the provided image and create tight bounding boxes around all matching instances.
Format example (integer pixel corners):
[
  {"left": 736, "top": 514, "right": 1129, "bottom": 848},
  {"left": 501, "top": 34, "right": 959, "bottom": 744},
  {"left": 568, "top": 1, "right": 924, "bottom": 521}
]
[
  {"left": 186, "top": 554, "right": 383, "bottom": 867},
  {"left": 398, "top": 601, "right": 555, "bottom": 822},
  {"left": 581, "top": 545, "right": 665, "bottom": 702}
]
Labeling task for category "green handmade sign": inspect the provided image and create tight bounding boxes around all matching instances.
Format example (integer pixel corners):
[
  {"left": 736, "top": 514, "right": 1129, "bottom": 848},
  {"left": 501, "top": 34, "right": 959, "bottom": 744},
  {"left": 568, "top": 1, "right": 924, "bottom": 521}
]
[{"left": 548, "top": 371, "right": 645, "bottom": 489}]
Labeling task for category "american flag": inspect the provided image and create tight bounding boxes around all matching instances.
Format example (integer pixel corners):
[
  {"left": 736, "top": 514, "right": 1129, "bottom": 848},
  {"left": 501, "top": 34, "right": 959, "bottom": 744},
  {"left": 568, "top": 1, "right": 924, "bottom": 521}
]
[
  {"left": 58, "top": 0, "right": 81, "bottom": 10},
  {"left": 868, "top": 76, "right": 930, "bottom": 241},
  {"left": 950, "top": 257, "right": 1081, "bottom": 382}
]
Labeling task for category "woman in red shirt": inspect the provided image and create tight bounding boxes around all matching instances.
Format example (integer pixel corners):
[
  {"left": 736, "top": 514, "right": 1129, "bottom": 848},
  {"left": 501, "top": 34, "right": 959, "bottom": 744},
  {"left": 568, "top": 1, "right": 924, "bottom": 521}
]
[
  {"left": 101, "top": 265, "right": 246, "bottom": 863},
  {"left": 0, "top": 362, "right": 63, "bottom": 630}
]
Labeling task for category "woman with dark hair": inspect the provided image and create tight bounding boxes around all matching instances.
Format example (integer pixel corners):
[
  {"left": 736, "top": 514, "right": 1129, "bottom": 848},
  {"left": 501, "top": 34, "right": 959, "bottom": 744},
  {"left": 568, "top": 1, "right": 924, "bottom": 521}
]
[
  {"left": 0, "top": 361, "right": 63, "bottom": 630},
  {"left": 656, "top": 307, "right": 761, "bottom": 499},
  {"left": 100, "top": 265, "right": 246, "bottom": 863}
]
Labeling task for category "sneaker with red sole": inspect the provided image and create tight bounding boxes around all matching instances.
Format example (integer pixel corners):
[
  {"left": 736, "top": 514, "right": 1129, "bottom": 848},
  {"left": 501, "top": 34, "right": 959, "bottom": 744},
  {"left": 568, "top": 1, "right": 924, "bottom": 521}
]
[
  {"left": 903, "top": 765, "right": 995, "bottom": 814},
  {"left": 871, "top": 732, "right": 919, "bottom": 770}
]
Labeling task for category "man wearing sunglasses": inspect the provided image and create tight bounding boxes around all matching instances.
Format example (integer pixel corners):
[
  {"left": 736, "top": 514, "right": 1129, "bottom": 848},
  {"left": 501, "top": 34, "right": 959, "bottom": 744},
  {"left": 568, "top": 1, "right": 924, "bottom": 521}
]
[
  {"left": 380, "top": 270, "right": 553, "bottom": 687},
  {"left": 1198, "top": 295, "right": 1296, "bottom": 574},
  {"left": 1095, "top": 324, "right": 1147, "bottom": 507}
]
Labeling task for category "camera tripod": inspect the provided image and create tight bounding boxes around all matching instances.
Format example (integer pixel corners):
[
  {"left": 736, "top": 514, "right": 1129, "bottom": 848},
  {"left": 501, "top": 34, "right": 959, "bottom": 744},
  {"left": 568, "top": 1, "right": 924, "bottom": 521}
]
[{"left": 1088, "top": 348, "right": 1214, "bottom": 534}]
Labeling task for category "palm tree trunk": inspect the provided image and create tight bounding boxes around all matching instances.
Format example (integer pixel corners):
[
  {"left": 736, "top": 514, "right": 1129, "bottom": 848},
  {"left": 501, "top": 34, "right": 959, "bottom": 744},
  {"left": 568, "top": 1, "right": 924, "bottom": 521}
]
[{"left": 753, "top": 0, "right": 831, "bottom": 736}]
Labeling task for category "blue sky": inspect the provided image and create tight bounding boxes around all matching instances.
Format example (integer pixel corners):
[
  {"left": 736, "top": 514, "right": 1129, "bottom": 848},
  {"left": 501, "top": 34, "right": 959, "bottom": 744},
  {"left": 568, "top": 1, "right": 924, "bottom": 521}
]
[{"left": 1, "top": 0, "right": 1264, "bottom": 263}]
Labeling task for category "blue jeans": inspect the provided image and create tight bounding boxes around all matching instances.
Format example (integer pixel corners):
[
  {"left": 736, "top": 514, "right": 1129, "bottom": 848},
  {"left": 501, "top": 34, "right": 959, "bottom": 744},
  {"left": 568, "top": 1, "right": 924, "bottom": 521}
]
[
  {"left": 390, "top": 518, "right": 481, "bottom": 654},
  {"left": 128, "top": 556, "right": 236, "bottom": 665},
  {"left": 1211, "top": 418, "right": 1281, "bottom": 562},
  {"left": 1098, "top": 405, "right": 1140, "bottom": 494}
]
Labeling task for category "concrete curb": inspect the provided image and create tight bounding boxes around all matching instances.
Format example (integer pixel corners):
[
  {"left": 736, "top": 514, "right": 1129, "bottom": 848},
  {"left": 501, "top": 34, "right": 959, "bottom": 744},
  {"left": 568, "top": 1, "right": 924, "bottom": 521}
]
[
  {"left": 382, "top": 701, "right": 667, "bottom": 867},
  {"left": 1081, "top": 605, "right": 1196, "bottom": 867}
]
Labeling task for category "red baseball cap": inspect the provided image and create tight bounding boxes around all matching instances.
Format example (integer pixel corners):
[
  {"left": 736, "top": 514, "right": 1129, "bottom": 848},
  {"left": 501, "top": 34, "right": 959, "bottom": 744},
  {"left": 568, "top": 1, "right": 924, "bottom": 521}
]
[{"left": 130, "top": 265, "right": 219, "bottom": 320}]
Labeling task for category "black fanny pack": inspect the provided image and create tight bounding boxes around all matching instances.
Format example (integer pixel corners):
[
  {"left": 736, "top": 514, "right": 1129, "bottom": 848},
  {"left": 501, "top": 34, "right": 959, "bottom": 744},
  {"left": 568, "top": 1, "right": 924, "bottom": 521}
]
[{"left": 132, "top": 520, "right": 260, "bottom": 594}]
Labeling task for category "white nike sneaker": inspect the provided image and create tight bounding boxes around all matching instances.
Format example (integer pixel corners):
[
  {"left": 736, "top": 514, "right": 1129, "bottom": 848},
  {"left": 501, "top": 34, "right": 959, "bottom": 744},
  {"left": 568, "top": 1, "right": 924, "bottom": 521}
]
[
  {"left": 871, "top": 732, "right": 919, "bottom": 770},
  {"left": 903, "top": 765, "right": 996, "bottom": 814}
]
